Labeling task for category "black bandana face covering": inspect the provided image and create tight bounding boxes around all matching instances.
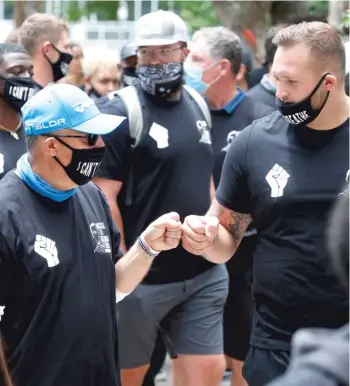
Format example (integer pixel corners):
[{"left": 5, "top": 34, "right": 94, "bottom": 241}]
[
  {"left": 45, "top": 44, "right": 73, "bottom": 82},
  {"left": 138, "top": 62, "right": 183, "bottom": 98},
  {"left": 276, "top": 73, "right": 330, "bottom": 125},
  {"left": 53, "top": 137, "right": 105, "bottom": 186},
  {"left": 0, "top": 76, "right": 36, "bottom": 111}
]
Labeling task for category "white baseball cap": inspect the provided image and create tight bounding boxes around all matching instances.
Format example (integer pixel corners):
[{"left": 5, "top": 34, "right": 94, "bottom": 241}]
[{"left": 131, "top": 10, "right": 188, "bottom": 47}]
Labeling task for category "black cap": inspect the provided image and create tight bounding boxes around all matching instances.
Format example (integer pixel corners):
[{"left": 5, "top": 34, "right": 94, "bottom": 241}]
[{"left": 121, "top": 43, "right": 137, "bottom": 61}]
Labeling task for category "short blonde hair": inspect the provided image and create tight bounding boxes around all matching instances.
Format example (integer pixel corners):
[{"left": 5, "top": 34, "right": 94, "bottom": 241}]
[
  {"left": 83, "top": 54, "right": 119, "bottom": 79},
  {"left": 273, "top": 21, "right": 346, "bottom": 76},
  {"left": 19, "top": 13, "right": 69, "bottom": 56}
]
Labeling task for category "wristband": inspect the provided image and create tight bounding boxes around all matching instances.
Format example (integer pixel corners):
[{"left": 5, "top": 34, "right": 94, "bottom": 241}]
[{"left": 138, "top": 234, "right": 160, "bottom": 257}]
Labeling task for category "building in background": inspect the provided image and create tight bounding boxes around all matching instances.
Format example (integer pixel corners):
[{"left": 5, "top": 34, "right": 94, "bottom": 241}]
[{"left": 0, "top": 0, "right": 180, "bottom": 55}]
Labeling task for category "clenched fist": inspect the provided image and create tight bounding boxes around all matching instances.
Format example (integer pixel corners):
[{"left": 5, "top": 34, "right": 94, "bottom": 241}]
[
  {"left": 181, "top": 215, "right": 219, "bottom": 255},
  {"left": 143, "top": 212, "right": 182, "bottom": 252}
]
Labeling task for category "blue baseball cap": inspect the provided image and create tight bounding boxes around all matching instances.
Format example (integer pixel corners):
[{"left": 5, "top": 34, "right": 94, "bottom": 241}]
[{"left": 22, "top": 83, "right": 126, "bottom": 136}]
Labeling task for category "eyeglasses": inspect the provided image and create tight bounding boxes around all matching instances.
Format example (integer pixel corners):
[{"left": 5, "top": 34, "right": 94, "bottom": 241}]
[
  {"left": 42, "top": 134, "right": 99, "bottom": 146},
  {"left": 136, "top": 46, "right": 183, "bottom": 61}
]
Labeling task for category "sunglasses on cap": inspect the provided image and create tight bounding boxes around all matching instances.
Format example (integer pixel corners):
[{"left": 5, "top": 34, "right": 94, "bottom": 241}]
[{"left": 42, "top": 133, "right": 99, "bottom": 146}]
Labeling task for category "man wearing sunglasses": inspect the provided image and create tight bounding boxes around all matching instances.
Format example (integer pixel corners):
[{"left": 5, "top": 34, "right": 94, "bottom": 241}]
[{"left": 0, "top": 83, "right": 182, "bottom": 386}]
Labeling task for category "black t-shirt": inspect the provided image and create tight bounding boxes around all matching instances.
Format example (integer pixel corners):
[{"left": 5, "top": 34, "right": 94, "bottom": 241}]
[
  {"left": 0, "top": 173, "right": 122, "bottom": 386},
  {"left": 211, "top": 91, "right": 274, "bottom": 188},
  {"left": 216, "top": 111, "right": 349, "bottom": 351},
  {"left": 246, "top": 83, "right": 277, "bottom": 112},
  {"left": 96, "top": 84, "right": 214, "bottom": 284},
  {"left": 0, "top": 125, "right": 26, "bottom": 180},
  {"left": 211, "top": 91, "right": 273, "bottom": 283}
]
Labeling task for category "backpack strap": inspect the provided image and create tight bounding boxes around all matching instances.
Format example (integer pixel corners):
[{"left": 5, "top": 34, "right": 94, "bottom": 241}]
[
  {"left": 183, "top": 84, "right": 212, "bottom": 130},
  {"left": 110, "top": 86, "right": 144, "bottom": 147},
  {"left": 109, "top": 86, "right": 144, "bottom": 206}
]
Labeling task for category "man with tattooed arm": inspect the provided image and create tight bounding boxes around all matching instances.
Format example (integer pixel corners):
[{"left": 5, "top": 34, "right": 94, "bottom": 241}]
[{"left": 182, "top": 21, "right": 349, "bottom": 386}]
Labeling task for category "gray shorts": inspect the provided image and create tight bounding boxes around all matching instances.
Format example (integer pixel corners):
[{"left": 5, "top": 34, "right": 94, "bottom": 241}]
[{"left": 117, "top": 264, "right": 229, "bottom": 369}]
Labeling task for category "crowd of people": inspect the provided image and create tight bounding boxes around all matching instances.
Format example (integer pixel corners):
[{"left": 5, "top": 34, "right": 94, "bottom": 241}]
[{"left": 0, "top": 9, "right": 348, "bottom": 386}]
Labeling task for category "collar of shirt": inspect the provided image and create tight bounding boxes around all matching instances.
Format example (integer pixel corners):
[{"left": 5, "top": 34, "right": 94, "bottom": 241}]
[{"left": 210, "top": 87, "right": 246, "bottom": 115}]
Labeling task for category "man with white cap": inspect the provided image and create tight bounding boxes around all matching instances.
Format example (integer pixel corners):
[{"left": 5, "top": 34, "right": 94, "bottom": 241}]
[
  {"left": 95, "top": 10, "right": 227, "bottom": 386},
  {"left": 0, "top": 83, "right": 182, "bottom": 386}
]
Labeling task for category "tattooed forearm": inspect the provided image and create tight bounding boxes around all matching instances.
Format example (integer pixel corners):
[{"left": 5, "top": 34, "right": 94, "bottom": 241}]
[
  {"left": 219, "top": 209, "right": 251, "bottom": 242},
  {"left": 203, "top": 199, "right": 252, "bottom": 263},
  {"left": 207, "top": 199, "right": 251, "bottom": 243}
]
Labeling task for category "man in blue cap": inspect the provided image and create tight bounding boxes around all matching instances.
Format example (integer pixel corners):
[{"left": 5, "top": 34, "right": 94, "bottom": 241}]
[{"left": 0, "top": 83, "right": 182, "bottom": 386}]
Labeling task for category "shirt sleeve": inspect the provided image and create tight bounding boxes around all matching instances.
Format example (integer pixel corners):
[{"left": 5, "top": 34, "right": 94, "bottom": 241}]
[
  {"left": 215, "top": 124, "right": 253, "bottom": 214},
  {"left": 0, "top": 233, "right": 16, "bottom": 307},
  {"left": 95, "top": 96, "right": 133, "bottom": 182},
  {"left": 97, "top": 187, "right": 124, "bottom": 264}
]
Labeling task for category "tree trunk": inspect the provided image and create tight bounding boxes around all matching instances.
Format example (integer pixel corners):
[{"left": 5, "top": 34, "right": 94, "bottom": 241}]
[
  {"left": 270, "top": 1, "right": 309, "bottom": 25},
  {"left": 211, "top": 0, "right": 271, "bottom": 62},
  {"left": 211, "top": 0, "right": 311, "bottom": 64},
  {"left": 14, "top": 0, "right": 46, "bottom": 27},
  {"left": 211, "top": 0, "right": 270, "bottom": 35}
]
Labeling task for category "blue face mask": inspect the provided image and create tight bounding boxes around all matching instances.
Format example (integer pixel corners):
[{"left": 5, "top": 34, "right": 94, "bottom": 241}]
[
  {"left": 184, "top": 66, "right": 209, "bottom": 95},
  {"left": 184, "top": 62, "right": 221, "bottom": 95},
  {"left": 16, "top": 153, "right": 77, "bottom": 202}
]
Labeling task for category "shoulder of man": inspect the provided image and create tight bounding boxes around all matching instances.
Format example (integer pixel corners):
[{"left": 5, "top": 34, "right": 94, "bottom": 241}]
[
  {"left": 235, "top": 110, "right": 285, "bottom": 150},
  {"left": 244, "top": 92, "right": 276, "bottom": 119},
  {"left": 246, "top": 83, "right": 266, "bottom": 99},
  {"left": 0, "top": 172, "right": 22, "bottom": 205},
  {"left": 95, "top": 92, "right": 128, "bottom": 117}
]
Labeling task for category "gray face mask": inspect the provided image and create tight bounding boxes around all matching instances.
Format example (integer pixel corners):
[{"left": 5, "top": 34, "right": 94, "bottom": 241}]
[{"left": 137, "top": 62, "right": 183, "bottom": 98}]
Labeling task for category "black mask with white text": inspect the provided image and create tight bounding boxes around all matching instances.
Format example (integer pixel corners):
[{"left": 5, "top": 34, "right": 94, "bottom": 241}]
[
  {"left": 53, "top": 137, "right": 105, "bottom": 186},
  {"left": 276, "top": 73, "right": 330, "bottom": 125},
  {"left": 45, "top": 44, "right": 73, "bottom": 82},
  {"left": 0, "top": 75, "right": 36, "bottom": 111}
]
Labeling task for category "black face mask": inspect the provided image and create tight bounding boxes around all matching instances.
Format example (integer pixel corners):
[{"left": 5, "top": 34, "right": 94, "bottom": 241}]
[
  {"left": 138, "top": 62, "right": 183, "bottom": 98},
  {"left": 122, "top": 67, "right": 137, "bottom": 87},
  {"left": 88, "top": 87, "right": 103, "bottom": 100},
  {"left": 45, "top": 44, "right": 73, "bottom": 82},
  {"left": 276, "top": 73, "right": 330, "bottom": 126},
  {"left": 53, "top": 137, "right": 105, "bottom": 186},
  {"left": 0, "top": 75, "right": 36, "bottom": 111}
]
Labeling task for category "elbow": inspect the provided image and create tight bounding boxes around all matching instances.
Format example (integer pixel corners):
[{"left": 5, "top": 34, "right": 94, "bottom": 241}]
[{"left": 203, "top": 246, "right": 234, "bottom": 264}]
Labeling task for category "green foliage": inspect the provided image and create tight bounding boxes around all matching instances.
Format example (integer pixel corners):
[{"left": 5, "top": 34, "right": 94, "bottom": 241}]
[
  {"left": 177, "top": 1, "right": 220, "bottom": 34},
  {"left": 308, "top": 0, "right": 329, "bottom": 17},
  {"left": 66, "top": 0, "right": 119, "bottom": 21}
]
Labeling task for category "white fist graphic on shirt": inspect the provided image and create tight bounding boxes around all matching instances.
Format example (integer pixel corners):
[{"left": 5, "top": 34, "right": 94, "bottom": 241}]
[
  {"left": 265, "top": 164, "right": 290, "bottom": 198},
  {"left": 34, "top": 235, "right": 60, "bottom": 267}
]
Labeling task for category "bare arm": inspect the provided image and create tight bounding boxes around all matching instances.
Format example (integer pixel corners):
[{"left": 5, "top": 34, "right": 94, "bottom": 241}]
[
  {"left": 210, "top": 176, "right": 216, "bottom": 202},
  {"left": 114, "top": 212, "right": 181, "bottom": 294},
  {"left": 115, "top": 242, "right": 154, "bottom": 294},
  {"left": 204, "top": 199, "right": 251, "bottom": 263},
  {"left": 94, "top": 177, "right": 127, "bottom": 253},
  {"left": 0, "top": 344, "right": 12, "bottom": 386}
]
